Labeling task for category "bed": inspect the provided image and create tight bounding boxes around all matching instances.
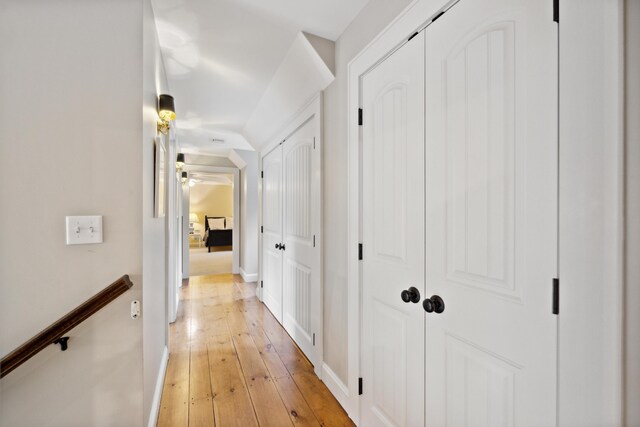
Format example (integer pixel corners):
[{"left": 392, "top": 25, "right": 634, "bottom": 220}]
[{"left": 204, "top": 216, "right": 233, "bottom": 252}]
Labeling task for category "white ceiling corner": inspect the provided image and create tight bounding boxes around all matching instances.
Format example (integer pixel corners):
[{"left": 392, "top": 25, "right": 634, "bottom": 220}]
[
  {"left": 243, "top": 32, "right": 336, "bottom": 150},
  {"left": 302, "top": 32, "right": 336, "bottom": 75},
  {"left": 227, "top": 150, "right": 247, "bottom": 169}
]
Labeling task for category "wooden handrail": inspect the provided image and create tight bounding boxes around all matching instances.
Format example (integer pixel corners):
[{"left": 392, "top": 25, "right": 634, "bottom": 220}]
[{"left": 0, "top": 274, "right": 134, "bottom": 378}]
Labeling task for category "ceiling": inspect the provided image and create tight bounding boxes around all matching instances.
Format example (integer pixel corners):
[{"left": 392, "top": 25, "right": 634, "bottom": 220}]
[
  {"left": 152, "top": 0, "right": 369, "bottom": 155},
  {"left": 189, "top": 172, "right": 233, "bottom": 186}
]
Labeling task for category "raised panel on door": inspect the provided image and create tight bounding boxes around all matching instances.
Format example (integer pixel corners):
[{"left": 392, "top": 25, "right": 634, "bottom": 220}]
[
  {"left": 425, "top": 1, "right": 558, "bottom": 425},
  {"left": 361, "top": 32, "right": 425, "bottom": 427},
  {"left": 261, "top": 146, "right": 283, "bottom": 322},
  {"left": 282, "top": 118, "right": 319, "bottom": 366}
]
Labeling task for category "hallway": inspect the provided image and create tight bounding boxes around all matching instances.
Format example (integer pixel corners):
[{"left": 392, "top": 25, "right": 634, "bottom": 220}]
[{"left": 157, "top": 274, "right": 353, "bottom": 427}]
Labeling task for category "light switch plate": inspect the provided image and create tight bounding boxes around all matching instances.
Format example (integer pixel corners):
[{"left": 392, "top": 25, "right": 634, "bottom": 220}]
[{"left": 65, "top": 216, "right": 103, "bottom": 245}]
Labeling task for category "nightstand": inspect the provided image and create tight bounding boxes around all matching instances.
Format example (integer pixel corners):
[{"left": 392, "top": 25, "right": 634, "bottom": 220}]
[{"left": 189, "top": 233, "right": 202, "bottom": 248}]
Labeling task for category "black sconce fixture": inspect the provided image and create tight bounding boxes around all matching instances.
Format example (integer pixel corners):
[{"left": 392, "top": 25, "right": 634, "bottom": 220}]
[
  {"left": 157, "top": 94, "right": 176, "bottom": 135},
  {"left": 176, "top": 153, "right": 185, "bottom": 170}
]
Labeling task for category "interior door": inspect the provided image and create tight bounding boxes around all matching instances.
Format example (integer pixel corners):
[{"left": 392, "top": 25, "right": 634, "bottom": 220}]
[
  {"left": 261, "top": 145, "right": 284, "bottom": 322},
  {"left": 282, "top": 118, "right": 319, "bottom": 366},
  {"left": 361, "top": 32, "right": 425, "bottom": 427},
  {"left": 425, "top": 0, "right": 558, "bottom": 425}
]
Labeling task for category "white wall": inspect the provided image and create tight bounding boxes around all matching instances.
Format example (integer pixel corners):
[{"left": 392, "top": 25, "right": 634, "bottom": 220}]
[
  {"left": 142, "top": 0, "right": 170, "bottom": 425},
  {"left": 625, "top": 0, "right": 640, "bottom": 424},
  {"left": 321, "top": 0, "right": 413, "bottom": 384},
  {"left": 189, "top": 184, "right": 234, "bottom": 234},
  {"left": 235, "top": 149, "right": 259, "bottom": 280},
  {"left": 0, "top": 0, "right": 146, "bottom": 425}
]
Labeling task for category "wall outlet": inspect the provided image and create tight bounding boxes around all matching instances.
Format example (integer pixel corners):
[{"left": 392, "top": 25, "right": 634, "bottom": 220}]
[{"left": 65, "top": 215, "right": 103, "bottom": 245}]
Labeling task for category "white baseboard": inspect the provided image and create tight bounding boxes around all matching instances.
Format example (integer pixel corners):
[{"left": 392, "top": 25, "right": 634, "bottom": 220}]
[
  {"left": 240, "top": 268, "right": 258, "bottom": 283},
  {"left": 147, "top": 346, "right": 169, "bottom": 427},
  {"left": 321, "top": 363, "right": 352, "bottom": 419}
]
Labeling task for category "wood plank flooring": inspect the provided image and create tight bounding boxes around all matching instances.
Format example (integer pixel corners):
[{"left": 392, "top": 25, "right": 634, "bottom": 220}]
[{"left": 157, "top": 274, "right": 354, "bottom": 427}]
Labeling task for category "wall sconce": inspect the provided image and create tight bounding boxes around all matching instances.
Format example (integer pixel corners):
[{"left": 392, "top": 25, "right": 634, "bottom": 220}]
[
  {"left": 181, "top": 171, "right": 188, "bottom": 184},
  {"left": 157, "top": 94, "right": 175, "bottom": 135},
  {"left": 176, "top": 153, "right": 185, "bottom": 170}
]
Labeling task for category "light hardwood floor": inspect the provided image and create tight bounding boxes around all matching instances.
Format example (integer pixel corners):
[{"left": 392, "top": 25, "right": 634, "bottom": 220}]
[{"left": 157, "top": 274, "right": 354, "bottom": 427}]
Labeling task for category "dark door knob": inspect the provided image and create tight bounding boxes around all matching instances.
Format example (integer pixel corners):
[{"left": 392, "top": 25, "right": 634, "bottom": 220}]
[
  {"left": 275, "top": 243, "right": 281, "bottom": 250},
  {"left": 423, "top": 295, "right": 445, "bottom": 313},
  {"left": 400, "top": 287, "right": 421, "bottom": 303},
  {"left": 281, "top": 243, "right": 285, "bottom": 251}
]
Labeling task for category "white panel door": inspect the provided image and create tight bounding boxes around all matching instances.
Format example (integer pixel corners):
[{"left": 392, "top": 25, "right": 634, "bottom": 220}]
[
  {"left": 262, "top": 145, "right": 284, "bottom": 322},
  {"left": 361, "top": 33, "right": 425, "bottom": 427},
  {"left": 282, "top": 118, "right": 320, "bottom": 366},
  {"left": 425, "top": 0, "right": 558, "bottom": 425}
]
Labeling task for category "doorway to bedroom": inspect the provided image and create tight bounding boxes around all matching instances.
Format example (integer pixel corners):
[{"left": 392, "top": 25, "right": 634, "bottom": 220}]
[{"left": 187, "top": 172, "right": 234, "bottom": 276}]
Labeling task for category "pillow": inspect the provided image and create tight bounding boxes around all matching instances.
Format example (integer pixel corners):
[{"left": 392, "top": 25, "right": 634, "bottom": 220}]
[
  {"left": 225, "top": 217, "right": 233, "bottom": 230},
  {"left": 207, "top": 217, "right": 225, "bottom": 230}
]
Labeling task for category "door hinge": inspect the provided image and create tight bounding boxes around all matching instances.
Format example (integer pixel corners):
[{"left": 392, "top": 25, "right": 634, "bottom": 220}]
[
  {"left": 552, "top": 278, "right": 559, "bottom": 314},
  {"left": 431, "top": 10, "right": 445, "bottom": 23},
  {"left": 313, "top": 333, "right": 316, "bottom": 346},
  {"left": 313, "top": 137, "right": 316, "bottom": 150},
  {"left": 313, "top": 235, "right": 316, "bottom": 247},
  {"left": 261, "top": 226, "right": 263, "bottom": 233},
  {"left": 358, "top": 243, "right": 363, "bottom": 260},
  {"left": 358, "top": 108, "right": 363, "bottom": 126},
  {"left": 553, "top": 0, "right": 559, "bottom": 22},
  {"left": 407, "top": 31, "right": 419, "bottom": 41},
  {"left": 358, "top": 377, "right": 363, "bottom": 395},
  {"left": 261, "top": 280, "right": 264, "bottom": 288}
]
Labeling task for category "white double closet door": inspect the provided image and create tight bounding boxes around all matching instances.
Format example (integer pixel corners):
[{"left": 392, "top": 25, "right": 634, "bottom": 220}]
[
  {"left": 361, "top": 0, "right": 558, "bottom": 425},
  {"left": 262, "top": 117, "right": 320, "bottom": 367}
]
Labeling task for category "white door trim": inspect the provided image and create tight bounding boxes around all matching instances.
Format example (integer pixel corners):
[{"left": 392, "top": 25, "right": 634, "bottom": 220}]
[
  {"left": 557, "top": 0, "right": 625, "bottom": 424},
  {"left": 347, "top": 0, "right": 625, "bottom": 424},
  {"left": 183, "top": 165, "right": 241, "bottom": 275},
  {"left": 161, "top": 134, "right": 180, "bottom": 324},
  {"left": 259, "top": 94, "right": 324, "bottom": 377}
]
